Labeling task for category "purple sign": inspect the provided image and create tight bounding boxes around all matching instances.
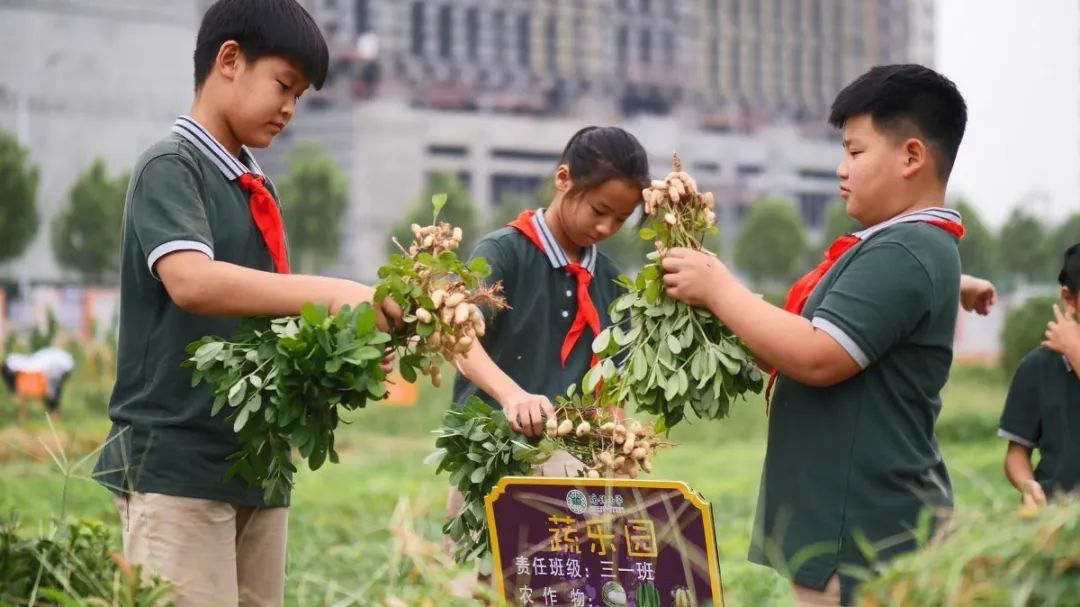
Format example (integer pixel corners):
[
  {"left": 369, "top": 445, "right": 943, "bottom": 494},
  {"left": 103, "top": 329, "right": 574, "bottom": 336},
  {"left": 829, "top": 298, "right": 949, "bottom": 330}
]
[{"left": 485, "top": 477, "right": 723, "bottom": 607}]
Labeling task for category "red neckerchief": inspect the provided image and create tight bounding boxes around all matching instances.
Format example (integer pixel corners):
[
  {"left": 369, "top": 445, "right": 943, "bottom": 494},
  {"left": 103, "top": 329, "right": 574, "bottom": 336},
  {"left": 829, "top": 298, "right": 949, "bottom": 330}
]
[{"left": 238, "top": 173, "right": 290, "bottom": 274}]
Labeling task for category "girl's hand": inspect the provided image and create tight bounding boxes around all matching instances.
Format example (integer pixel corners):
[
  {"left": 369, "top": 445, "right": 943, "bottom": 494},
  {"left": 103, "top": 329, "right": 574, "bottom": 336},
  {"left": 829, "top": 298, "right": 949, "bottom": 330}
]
[{"left": 501, "top": 390, "right": 557, "bottom": 438}]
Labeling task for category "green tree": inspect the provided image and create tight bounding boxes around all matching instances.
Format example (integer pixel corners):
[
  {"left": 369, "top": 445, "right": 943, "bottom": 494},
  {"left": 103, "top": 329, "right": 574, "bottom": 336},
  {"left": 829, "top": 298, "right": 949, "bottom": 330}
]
[
  {"left": 953, "top": 199, "right": 999, "bottom": 282},
  {"left": 806, "top": 197, "right": 861, "bottom": 271},
  {"left": 534, "top": 179, "right": 557, "bottom": 214},
  {"left": 1042, "top": 213, "right": 1080, "bottom": 280},
  {"left": 0, "top": 130, "right": 40, "bottom": 265},
  {"left": 278, "top": 144, "right": 348, "bottom": 273},
  {"left": 388, "top": 172, "right": 479, "bottom": 257},
  {"left": 1000, "top": 294, "right": 1059, "bottom": 378},
  {"left": 822, "top": 198, "right": 861, "bottom": 244},
  {"left": 485, "top": 177, "right": 558, "bottom": 230},
  {"left": 51, "top": 159, "right": 128, "bottom": 284},
  {"left": 999, "top": 207, "right": 1046, "bottom": 285},
  {"left": 735, "top": 198, "right": 809, "bottom": 288},
  {"left": 598, "top": 227, "right": 653, "bottom": 273},
  {"left": 487, "top": 195, "right": 537, "bottom": 233}
]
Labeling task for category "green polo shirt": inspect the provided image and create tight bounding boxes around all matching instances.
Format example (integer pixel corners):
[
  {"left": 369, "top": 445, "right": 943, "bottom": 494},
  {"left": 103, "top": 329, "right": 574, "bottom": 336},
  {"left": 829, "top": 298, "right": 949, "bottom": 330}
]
[
  {"left": 749, "top": 218, "right": 961, "bottom": 605},
  {"left": 93, "top": 116, "right": 289, "bottom": 507},
  {"left": 999, "top": 347, "right": 1080, "bottom": 498},
  {"left": 452, "top": 211, "right": 626, "bottom": 407}
]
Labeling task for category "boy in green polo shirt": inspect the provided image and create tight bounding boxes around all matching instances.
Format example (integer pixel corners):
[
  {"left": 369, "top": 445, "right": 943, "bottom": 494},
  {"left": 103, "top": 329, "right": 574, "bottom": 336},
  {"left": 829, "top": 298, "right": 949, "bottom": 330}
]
[
  {"left": 1000, "top": 243, "right": 1080, "bottom": 506},
  {"left": 661, "top": 64, "right": 968, "bottom": 606},
  {"left": 91, "top": 1, "right": 397, "bottom": 605}
]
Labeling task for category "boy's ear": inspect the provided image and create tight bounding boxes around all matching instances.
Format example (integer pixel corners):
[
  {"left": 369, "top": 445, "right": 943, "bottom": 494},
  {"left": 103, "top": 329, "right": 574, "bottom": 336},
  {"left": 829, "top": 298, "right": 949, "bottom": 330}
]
[
  {"left": 216, "top": 40, "right": 244, "bottom": 82},
  {"left": 900, "top": 138, "right": 930, "bottom": 180}
]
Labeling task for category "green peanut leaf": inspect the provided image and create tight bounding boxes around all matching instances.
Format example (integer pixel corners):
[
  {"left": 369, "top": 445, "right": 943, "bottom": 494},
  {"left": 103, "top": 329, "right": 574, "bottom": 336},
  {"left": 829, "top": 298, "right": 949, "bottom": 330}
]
[
  {"left": 228, "top": 380, "right": 247, "bottom": 408},
  {"left": 431, "top": 192, "right": 448, "bottom": 221},
  {"left": 667, "top": 334, "right": 683, "bottom": 355},
  {"left": 592, "top": 329, "right": 612, "bottom": 354}
]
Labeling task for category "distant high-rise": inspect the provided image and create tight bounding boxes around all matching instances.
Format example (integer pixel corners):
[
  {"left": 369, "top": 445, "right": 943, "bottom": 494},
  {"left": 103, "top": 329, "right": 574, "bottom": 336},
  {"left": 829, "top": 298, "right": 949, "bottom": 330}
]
[
  {"left": 0, "top": 0, "right": 937, "bottom": 283},
  {"left": 257, "top": 1, "right": 939, "bottom": 280},
  {"left": 302, "top": 0, "right": 936, "bottom": 121}
]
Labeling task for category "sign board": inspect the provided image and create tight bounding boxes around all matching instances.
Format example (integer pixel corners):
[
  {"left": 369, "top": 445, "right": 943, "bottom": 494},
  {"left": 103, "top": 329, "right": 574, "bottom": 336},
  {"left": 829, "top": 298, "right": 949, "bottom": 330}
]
[{"left": 486, "top": 477, "right": 723, "bottom": 606}]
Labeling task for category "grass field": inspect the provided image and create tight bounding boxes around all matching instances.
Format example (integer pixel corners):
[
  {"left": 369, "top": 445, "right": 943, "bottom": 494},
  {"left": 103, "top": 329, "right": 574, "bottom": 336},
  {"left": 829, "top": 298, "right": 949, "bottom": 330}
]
[{"left": 0, "top": 364, "right": 1016, "bottom": 606}]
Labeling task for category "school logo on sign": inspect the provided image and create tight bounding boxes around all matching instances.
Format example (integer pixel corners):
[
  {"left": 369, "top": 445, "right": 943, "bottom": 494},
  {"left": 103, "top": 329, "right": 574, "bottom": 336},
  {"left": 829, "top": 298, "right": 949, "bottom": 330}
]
[{"left": 565, "top": 489, "right": 588, "bottom": 515}]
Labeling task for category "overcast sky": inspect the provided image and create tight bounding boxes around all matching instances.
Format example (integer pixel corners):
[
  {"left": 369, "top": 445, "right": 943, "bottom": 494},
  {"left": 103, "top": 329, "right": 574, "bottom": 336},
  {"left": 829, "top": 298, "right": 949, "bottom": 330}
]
[{"left": 938, "top": 0, "right": 1080, "bottom": 227}]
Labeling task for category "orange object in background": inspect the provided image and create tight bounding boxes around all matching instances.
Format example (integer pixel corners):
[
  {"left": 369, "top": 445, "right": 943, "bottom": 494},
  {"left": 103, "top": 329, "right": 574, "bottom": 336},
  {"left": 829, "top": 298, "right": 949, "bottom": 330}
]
[
  {"left": 15, "top": 371, "right": 48, "bottom": 398},
  {"left": 381, "top": 372, "right": 419, "bottom": 407}
]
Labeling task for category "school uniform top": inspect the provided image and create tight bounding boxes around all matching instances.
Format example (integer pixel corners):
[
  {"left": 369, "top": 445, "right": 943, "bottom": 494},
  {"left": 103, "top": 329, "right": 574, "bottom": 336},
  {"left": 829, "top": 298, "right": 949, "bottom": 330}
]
[
  {"left": 999, "top": 346, "right": 1080, "bottom": 498},
  {"left": 94, "top": 116, "right": 291, "bottom": 508},
  {"left": 749, "top": 209, "right": 963, "bottom": 605},
  {"left": 452, "top": 208, "right": 626, "bottom": 407}
]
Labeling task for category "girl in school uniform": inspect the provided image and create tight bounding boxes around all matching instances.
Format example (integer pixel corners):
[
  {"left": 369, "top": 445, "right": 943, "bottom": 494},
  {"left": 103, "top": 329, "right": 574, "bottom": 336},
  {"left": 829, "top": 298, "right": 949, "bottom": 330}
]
[{"left": 451, "top": 125, "right": 649, "bottom": 487}]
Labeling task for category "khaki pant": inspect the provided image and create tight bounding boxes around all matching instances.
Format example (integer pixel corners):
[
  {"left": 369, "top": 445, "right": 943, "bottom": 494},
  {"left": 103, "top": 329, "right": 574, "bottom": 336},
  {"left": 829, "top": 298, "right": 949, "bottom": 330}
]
[
  {"left": 114, "top": 493, "right": 288, "bottom": 607},
  {"left": 793, "top": 575, "right": 842, "bottom": 607}
]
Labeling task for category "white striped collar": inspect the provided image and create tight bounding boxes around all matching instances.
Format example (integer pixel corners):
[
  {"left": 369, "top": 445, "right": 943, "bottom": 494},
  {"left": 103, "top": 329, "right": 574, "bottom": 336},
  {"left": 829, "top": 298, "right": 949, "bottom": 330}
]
[
  {"left": 171, "top": 115, "right": 263, "bottom": 181},
  {"left": 533, "top": 208, "right": 597, "bottom": 273},
  {"left": 854, "top": 207, "right": 962, "bottom": 240}
]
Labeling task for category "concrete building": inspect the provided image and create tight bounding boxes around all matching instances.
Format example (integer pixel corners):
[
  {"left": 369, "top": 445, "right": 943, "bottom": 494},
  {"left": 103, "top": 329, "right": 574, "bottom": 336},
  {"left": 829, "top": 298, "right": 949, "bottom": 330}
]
[
  {"left": 0, "top": 0, "right": 204, "bottom": 283},
  {"left": 263, "top": 100, "right": 843, "bottom": 281},
  {"left": 0, "top": 0, "right": 937, "bottom": 283},
  {"left": 303, "top": 0, "right": 934, "bottom": 121},
  {"left": 260, "top": 0, "right": 937, "bottom": 280}
]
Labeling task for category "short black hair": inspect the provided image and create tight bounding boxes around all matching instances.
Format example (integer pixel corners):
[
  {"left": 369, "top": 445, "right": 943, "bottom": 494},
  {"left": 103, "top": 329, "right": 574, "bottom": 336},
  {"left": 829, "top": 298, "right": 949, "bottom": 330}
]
[
  {"left": 559, "top": 126, "right": 650, "bottom": 199},
  {"left": 1059, "top": 244, "right": 1080, "bottom": 293},
  {"left": 194, "top": 0, "right": 329, "bottom": 91},
  {"left": 829, "top": 64, "right": 967, "bottom": 181}
]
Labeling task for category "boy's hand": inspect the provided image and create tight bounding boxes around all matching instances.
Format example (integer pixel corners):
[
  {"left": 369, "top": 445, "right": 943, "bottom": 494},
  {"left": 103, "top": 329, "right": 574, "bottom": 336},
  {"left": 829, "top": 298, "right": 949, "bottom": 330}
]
[
  {"left": 501, "top": 390, "right": 556, "bottom": 438},
  {"left": 328, "top": 282, "right": 402, "bottom": 332},
  {"left": 661, "top": 248, "right": 731, "bottom": 309},
  {"left": 376, "top": 297, "right": 404, "bottom": 332},
  {"left": 381, "top": 348, "right": 396, "bottom": 375},
  {"left": 960, "top": 275, "right": 997, "bottom": 315},
  {"left": 1044, "top": 304, "right": 1080, "bottom": 357},
  {"left": 329, "top": 281, "right": 376, "bottom": 315},
  {"left": 1021, "top": 479, "right": 1047, "bottom": 507}
]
